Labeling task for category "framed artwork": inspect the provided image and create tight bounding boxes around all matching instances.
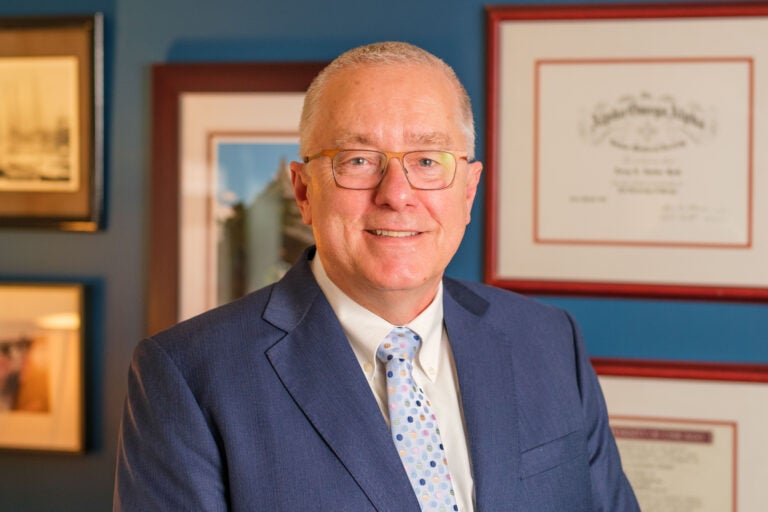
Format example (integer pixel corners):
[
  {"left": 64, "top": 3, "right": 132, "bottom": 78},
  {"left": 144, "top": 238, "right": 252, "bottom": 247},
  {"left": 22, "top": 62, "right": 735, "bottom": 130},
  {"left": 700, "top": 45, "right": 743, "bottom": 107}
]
[
  {"left": 485, "top": 3, "right": 768, "bottom": 300},
  {"left": 0, "top": 14, "right": 104, "bottom": 231},
  {"left": 0, "top": 282, "right": 84, "bottom": 452},
  {"left": 149, "top": 62, "right": 325, "bottom": 335}
]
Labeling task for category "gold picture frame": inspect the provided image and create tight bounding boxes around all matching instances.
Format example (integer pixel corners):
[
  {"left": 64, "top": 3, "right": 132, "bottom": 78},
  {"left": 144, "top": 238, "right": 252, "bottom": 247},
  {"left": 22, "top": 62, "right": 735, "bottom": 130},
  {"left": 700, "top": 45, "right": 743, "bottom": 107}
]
[
  {"left": 0, "top": 14, "right": 104, "bottom": 231},
  {"left": 0, "top": 282, "right": 85, "bottom": 453}
]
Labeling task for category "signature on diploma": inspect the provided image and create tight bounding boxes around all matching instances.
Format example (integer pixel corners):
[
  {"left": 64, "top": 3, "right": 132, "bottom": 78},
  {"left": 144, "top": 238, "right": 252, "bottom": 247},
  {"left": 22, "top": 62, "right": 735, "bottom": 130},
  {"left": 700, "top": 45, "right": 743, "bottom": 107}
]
[{"left": 659, "top": 203, "right": 729, "bottom": 224}]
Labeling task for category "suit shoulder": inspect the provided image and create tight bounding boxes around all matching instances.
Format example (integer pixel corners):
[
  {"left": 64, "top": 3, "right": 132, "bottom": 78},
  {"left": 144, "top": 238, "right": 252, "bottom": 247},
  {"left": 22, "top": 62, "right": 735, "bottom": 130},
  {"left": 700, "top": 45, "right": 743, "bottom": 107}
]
[
  {"left": 445, "top": 277, "right": 568, "bottom": 322},
  {"left": 144, "top": 285, "right": 281, "bottom": 360},
  {"left": 444, "top": 277, "right": 580, "bottom": 363}
]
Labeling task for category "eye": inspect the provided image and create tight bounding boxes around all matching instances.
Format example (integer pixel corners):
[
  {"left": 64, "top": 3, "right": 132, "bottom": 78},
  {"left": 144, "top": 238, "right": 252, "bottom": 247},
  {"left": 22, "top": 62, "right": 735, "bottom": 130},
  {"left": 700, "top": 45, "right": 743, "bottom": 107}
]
[
  {"left": 334, "top": 151, "right": 382, "bottom": 175},
  {"left": 338, "top": 155, "right": 375, "bottom": 168},
  {"left": 348, "top": 156, "right": 370, "bottom": 166},
  {"left": 417, "top": 157, "right": 436, "bottom": 168},
  {"left": 337, "top": 152, "right": 376, "bottom": 166}
]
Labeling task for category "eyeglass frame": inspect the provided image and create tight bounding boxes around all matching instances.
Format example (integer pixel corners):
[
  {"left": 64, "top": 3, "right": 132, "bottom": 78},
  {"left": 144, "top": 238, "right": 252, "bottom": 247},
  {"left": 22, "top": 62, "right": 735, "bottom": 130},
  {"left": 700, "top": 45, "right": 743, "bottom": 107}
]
[{"left": 302, "top": 149, "right": 469, "bottom": 190}]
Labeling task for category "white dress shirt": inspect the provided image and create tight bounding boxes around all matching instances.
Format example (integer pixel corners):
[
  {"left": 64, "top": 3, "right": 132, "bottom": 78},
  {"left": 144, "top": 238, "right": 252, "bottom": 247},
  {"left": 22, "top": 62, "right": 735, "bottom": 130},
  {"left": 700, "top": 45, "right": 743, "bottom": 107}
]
[{"left": 311, "top": 257, "right": 475, "bottom": 511}]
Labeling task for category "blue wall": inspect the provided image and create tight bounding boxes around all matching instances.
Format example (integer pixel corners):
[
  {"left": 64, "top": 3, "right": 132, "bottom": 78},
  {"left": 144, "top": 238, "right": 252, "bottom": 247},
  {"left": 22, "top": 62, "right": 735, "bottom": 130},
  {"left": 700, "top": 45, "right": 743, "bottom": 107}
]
[{"left": 0, "top": 0, "right": 765, "bottom": 510}]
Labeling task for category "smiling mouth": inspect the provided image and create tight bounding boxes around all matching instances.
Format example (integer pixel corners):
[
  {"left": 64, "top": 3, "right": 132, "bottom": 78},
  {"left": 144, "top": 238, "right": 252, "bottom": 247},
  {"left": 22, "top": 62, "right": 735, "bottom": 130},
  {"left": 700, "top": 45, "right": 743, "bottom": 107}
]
[{"left": 368, "top": 229, "right": 420, "bottom": 238}]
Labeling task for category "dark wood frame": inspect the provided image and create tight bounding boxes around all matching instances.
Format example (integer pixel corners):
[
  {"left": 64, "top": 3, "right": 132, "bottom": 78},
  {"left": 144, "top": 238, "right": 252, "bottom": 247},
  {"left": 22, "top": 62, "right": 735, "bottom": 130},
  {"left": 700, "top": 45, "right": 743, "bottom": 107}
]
[
  {"left": 485, "top": 3, "right": 768, "bottom": 301},
  {"left": 0, "top": 14, "right": 104, "bottom": 231},
  {"left": 148, "top": 62, "right": 325, "bottom": 335}
]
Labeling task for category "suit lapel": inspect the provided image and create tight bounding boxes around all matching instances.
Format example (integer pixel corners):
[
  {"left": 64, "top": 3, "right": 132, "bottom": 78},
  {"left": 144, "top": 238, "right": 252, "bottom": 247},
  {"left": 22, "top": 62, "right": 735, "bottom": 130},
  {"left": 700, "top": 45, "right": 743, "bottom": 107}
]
[
  {"left": 263, "top": 252, "right": 420, "bottom": 511},
  {"left": 444, "top": 280, "right": 521, "bottom": 509}
]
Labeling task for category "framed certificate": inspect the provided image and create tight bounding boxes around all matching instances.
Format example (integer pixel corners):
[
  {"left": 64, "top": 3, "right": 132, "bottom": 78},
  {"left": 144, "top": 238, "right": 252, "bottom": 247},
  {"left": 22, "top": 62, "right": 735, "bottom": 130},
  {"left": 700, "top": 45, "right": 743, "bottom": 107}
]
[
  {"left": 485, "top": 3, "right": 768, "bottom": 299},
  {"left": 612, "top": 416, "right": 736, "bottom": 511},
  {"left": 600, "top": 375, "right": 768, "bottom": 510}
]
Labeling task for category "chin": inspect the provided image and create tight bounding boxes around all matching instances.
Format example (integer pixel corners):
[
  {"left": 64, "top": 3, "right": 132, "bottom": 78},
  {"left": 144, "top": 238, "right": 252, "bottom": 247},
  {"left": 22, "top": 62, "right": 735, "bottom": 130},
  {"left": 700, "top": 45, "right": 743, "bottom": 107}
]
[{"left": 366, "top": 270, "right": 438, "bottom": 293}]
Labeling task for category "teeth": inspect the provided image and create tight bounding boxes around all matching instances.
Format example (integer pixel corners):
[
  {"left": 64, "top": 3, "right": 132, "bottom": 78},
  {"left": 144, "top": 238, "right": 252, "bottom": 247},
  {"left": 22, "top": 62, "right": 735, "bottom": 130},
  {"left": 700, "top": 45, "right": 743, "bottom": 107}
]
[{"left": 372, "top": 229, "right": 418, "bottom": 237}]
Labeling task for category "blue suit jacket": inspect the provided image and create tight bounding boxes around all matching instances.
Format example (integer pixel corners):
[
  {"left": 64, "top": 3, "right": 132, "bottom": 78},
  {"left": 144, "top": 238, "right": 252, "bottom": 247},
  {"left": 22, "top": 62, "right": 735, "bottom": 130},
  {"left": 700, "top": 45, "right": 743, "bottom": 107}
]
[{"left": 114, "top": 248, "right": 639, "bottom": 511}]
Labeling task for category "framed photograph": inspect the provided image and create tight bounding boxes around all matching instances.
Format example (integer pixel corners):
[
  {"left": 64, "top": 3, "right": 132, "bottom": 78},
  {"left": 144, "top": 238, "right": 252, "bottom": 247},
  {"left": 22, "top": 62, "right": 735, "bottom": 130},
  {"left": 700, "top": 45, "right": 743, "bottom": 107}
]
[
  {"left": 0, "top": 14, "right": 104, "bottom": 231},
  {"left": 0, "top": 282, "right": 84, "bottom": 452},
  {"left": 485, "top": 3, "right": 768, "bottom": 300},
  {"left": 600, "top": 374, "right": 768, "bottom": 510},
  {"left": 149, "top": 62, "right": 325, "bottom": 335}
]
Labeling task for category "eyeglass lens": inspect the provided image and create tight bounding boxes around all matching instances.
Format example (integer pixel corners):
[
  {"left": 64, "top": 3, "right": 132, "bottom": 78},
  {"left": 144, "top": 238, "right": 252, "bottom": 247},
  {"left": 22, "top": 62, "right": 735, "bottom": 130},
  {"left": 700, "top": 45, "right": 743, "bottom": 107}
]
[{"left": 332, "top": 150, "right": 455, "bottom": 190}]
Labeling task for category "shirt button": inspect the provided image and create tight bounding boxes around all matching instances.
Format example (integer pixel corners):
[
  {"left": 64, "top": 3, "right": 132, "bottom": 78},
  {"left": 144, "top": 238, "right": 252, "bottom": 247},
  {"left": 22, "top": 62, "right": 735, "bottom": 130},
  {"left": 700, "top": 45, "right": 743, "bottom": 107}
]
[
  {"left": 428, "top": 367, "right": 436, "bottom": 376},
  {"left": 363, "top": 362, "right": 373, "bottom": 373}
]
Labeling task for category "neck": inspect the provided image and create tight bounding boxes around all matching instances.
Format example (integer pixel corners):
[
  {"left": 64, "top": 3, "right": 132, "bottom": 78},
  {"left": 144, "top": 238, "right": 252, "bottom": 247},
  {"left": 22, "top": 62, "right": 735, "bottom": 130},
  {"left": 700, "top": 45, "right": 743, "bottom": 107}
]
[
  {"left": 347, "top": 284, "right": 439, "bottom": 325},
  {"left": 311, "top": 253, "right": 442, "bottom": 325}
]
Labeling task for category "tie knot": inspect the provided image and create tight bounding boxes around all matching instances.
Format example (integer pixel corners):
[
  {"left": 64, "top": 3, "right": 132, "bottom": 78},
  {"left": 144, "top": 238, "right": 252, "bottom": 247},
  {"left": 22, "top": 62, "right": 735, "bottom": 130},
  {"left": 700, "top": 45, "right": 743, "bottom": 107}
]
[{"left": 376, "top": 326, "right": 421, "bottom": 365}]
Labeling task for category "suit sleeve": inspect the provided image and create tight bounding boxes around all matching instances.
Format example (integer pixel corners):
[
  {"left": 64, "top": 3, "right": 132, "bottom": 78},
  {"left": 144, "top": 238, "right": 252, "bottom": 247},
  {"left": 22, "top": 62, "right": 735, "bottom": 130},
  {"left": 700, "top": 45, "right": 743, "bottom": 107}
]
[
  {"left": 567, "top": 312, "right": 641, "bottom": 512},
  {"left": 113, "top": 338, "right": 228, "bottom": 511}
]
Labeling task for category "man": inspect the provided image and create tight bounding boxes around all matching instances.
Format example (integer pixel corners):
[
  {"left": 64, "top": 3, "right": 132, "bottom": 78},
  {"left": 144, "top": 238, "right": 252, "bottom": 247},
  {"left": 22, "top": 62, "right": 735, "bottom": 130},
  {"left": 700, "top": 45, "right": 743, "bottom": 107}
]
[{"left": 114, "top": 42, "right": 639, "bottom": 511}]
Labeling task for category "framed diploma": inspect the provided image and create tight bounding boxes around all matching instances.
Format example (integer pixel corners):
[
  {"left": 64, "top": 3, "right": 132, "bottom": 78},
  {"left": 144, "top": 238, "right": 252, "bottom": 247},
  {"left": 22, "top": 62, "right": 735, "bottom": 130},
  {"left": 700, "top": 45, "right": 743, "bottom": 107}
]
[
  {"left": 600, "top": 375, "right": 768, "bottom": 510},
  {"left": 486, "top": 3, "right": 768, "bottom": 299}
]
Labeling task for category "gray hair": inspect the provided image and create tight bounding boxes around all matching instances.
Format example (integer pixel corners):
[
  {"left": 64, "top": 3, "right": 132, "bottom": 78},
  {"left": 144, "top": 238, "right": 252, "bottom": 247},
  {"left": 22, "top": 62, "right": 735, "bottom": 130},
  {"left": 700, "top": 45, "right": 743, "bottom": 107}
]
[{"left": 299, "top": 41, "right": 476, "bottom": 159}]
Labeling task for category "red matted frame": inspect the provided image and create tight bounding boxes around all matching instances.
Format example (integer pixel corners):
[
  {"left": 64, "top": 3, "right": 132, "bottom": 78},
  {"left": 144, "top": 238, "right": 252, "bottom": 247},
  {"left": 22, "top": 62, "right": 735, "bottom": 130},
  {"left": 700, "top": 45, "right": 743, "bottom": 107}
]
[
  {"left": 148, "top": 62, "right": 325, "bottom": 336},
  {"left": 485, "top": 3, "right": 768, "bottom": 301},
  {"left": 610, "top": 415, "right": 738, "bottom": 510},
  {"left": 598, "top": 376, "right": 768, "bottom": 508},
  {"left": 592, "top": 357, "right": 768, "bottom": 383}
]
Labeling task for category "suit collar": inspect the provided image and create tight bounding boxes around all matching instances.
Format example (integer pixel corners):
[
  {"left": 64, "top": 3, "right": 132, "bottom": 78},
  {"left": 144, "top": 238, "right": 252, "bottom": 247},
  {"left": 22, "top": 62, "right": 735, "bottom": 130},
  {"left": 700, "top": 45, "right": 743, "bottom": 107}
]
[
  {"left": 444, "top": 278, "right": 521, "bottom": 509},
  {"left": 261, "top": 246, "right": 321, "bottom": 333},
  {"left": 264, "top": 250, "right": 521, "bottom": 509},
  {"left": 264, "top": 248, "right": 420, "bottom": 511}
]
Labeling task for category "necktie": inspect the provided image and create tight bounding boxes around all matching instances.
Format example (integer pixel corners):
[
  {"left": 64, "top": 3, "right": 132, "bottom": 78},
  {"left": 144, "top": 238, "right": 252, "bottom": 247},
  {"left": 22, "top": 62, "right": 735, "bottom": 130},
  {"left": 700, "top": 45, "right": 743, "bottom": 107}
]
[{"left": 377, "top": 326, "right": 458, "bottom": 512}]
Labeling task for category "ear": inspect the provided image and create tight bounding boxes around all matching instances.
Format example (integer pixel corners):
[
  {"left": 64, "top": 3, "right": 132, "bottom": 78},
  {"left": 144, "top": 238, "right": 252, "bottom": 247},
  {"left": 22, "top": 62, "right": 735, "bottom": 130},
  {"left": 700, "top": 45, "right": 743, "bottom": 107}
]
[
  {"left": 463, "top": 160, "right": 483, "bottom": 224},
  {"left": 290, "top": 161, "right": 313, "bottom": 225}
]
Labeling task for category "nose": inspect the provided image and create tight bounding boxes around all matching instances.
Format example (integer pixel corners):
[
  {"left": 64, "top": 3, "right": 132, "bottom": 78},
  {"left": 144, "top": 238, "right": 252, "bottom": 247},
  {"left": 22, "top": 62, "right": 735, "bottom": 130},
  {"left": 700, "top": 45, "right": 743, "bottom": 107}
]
[{"left": 374, "top": 156, "right": 416, "bottom": 210}]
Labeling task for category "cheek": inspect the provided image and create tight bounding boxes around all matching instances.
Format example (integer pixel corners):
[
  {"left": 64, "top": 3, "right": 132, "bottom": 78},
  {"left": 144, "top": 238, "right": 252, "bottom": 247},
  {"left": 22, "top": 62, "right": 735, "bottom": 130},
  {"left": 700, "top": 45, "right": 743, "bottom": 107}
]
[
  {"left": 448, "top": 190, "right": 473, "bottom": 227},
  {"left": 309, "top": 188, "right": 365, "bottom": 235},
  {"left": 301, "top": 176, "right": 340, "bottom": 226}
]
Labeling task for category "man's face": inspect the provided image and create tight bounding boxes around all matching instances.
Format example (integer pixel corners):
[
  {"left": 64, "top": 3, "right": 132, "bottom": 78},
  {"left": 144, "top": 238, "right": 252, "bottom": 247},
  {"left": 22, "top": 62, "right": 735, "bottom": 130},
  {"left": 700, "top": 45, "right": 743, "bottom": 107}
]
[
  {"left": 291, "top": 62, "right": 482, "bottom": 314},
  {"left": 0, "top": 338, "right": 29, "bottom": 381}
]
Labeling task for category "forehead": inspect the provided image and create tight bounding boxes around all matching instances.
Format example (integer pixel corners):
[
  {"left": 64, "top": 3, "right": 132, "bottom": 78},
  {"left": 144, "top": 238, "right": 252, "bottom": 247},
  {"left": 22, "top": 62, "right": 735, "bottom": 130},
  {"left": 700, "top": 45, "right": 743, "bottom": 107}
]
[
  {"left": 322, "top": 62, "right": 459, "bottom": 110},
  {"left": 311, "top": 62, "right": 464, "bottom": 149}
]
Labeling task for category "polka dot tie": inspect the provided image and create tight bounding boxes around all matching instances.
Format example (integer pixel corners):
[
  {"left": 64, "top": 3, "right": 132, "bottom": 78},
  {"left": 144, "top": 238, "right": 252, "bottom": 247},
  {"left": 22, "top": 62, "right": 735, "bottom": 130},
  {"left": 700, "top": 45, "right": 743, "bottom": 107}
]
[{"left": 377, "top": 326, "right": 458, "bottom": 512}]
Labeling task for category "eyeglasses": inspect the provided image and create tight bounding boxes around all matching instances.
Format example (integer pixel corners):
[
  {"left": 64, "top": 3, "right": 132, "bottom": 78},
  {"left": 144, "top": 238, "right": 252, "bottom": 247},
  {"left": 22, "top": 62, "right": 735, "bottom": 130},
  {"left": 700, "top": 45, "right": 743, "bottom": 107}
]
[{"left": 302, "top": 149, "right": 467, "bottom": 190}]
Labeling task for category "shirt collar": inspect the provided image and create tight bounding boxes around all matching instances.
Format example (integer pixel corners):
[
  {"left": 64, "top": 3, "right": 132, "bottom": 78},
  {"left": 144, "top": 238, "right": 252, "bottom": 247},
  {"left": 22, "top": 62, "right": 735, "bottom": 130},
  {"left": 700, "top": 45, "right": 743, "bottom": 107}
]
[{"left": 310, "top": 256, "right": 444, "bottom": 382}]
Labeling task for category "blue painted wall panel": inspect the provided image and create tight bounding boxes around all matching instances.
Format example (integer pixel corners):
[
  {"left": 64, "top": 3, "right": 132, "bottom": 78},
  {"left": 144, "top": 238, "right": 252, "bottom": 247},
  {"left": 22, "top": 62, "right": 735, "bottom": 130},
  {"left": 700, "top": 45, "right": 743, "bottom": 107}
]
[{"left": 0, "top": 0, "right": 764, "bottom": 509}]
